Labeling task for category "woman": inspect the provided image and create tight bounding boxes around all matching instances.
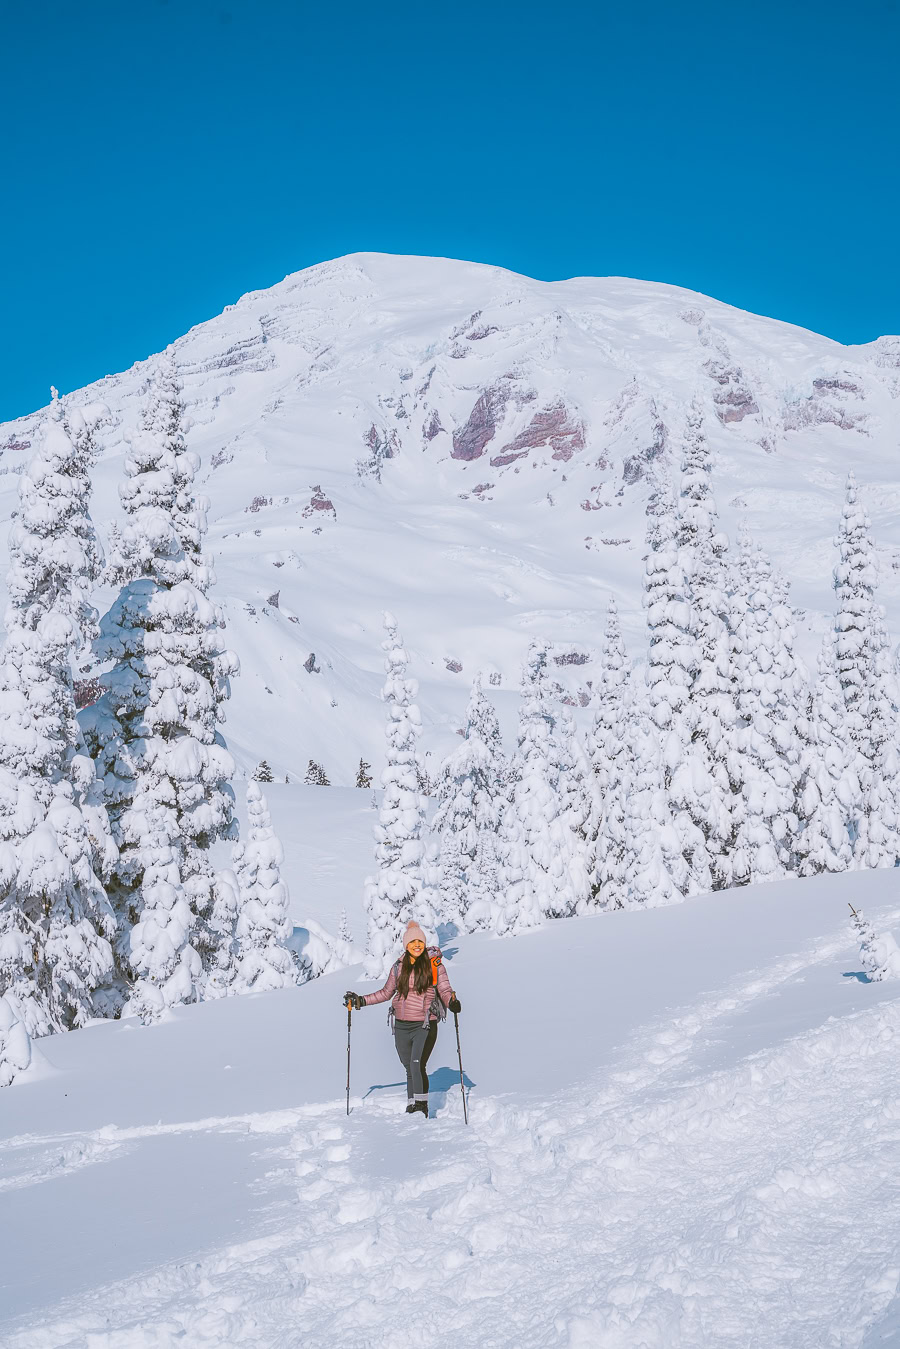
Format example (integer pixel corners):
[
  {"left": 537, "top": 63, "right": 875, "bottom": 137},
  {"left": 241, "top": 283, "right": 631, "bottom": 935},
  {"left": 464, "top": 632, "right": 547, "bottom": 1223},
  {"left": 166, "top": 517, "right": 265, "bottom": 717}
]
[{"left": 345, "top": 921, "right": 461, "bottom": 1117}]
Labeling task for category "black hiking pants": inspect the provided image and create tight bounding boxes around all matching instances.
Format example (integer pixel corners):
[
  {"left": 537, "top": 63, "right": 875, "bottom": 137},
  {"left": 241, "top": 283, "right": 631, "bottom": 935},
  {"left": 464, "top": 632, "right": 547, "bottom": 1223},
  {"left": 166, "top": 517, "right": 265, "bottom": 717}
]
[{"left": 394, "top": 1019, "right": 438, "bottom": 1102}]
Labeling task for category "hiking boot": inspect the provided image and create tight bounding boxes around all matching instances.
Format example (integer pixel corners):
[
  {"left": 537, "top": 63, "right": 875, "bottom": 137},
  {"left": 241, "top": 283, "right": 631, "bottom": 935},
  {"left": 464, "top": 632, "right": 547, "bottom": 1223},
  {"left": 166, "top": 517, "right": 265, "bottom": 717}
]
[
  {"left": 405, "top": 1102, "right": 416, "bottom": 1114},
  {"left": 412, "top": 1100, "right": 428, "bottom": 1118}
]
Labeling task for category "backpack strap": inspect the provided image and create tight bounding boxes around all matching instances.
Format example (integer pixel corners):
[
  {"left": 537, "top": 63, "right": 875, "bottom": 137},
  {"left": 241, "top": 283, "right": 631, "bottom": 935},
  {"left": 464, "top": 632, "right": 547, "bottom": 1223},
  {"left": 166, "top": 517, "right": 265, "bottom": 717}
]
[
  {"left": 427, "top": 947, "right": 447, "bottom": 1025},
  {"left": 386, "top": 958, "right": 403, "bottom": 1032}
]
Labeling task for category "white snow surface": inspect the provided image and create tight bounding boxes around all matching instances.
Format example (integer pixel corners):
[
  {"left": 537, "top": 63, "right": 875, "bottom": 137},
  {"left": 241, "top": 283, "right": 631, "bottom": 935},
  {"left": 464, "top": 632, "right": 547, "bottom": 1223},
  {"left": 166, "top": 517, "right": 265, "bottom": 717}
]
[
  {"left": 2, "top": 253, "right": 900, "bottom": 782},
  {"left": 3, "top": 787, "right": 900, "bottom": 1346}
]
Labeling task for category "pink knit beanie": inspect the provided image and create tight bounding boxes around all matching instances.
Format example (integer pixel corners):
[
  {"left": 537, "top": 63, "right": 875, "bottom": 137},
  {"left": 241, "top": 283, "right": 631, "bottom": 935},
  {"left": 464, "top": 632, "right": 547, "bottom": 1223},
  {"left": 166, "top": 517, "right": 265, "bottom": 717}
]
[{"left": 403, "top": 921, "right": 427, "bottom": 950}]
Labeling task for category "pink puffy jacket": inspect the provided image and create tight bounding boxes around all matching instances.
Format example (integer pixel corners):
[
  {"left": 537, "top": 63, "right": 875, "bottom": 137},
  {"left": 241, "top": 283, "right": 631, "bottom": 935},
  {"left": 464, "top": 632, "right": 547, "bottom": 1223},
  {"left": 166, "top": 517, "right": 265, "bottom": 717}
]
[{"left": 364, "top": 953, "right": 455, "bottom": 1024}]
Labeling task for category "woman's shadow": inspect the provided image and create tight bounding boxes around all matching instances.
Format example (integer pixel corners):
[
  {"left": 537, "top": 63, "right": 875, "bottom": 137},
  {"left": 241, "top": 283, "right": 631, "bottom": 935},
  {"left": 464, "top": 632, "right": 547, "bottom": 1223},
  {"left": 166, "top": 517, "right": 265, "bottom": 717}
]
[{"left": 364, "top": 1066, "right": 475, "bottom": 1104}]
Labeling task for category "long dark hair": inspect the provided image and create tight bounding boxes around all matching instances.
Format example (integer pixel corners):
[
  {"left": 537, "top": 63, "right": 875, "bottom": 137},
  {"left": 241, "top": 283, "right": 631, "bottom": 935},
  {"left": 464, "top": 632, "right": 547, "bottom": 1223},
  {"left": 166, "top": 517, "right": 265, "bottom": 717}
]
[{"left": 398, "top": 947, "right": 433, "bottom": 998}]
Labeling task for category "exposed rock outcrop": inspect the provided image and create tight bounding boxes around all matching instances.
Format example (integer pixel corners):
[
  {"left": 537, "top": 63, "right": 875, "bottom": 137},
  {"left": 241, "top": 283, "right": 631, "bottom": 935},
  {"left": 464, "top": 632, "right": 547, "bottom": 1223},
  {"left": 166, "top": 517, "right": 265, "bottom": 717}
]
[{"left": 490, "top": 399, "right": 585, "bottom": 467}]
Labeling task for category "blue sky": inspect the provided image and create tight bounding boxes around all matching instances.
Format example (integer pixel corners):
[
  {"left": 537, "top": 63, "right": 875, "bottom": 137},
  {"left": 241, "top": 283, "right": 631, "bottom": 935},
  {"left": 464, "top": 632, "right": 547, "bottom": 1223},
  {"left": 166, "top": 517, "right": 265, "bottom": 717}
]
[{"left": 2, "top": 0, "right": 898, "bottom": 422}]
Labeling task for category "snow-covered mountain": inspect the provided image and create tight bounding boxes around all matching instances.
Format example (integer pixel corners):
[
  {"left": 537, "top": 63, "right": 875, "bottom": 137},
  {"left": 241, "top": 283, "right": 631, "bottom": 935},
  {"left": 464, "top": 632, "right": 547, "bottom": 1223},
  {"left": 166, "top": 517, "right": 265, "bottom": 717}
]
[{"left": 2, "top": 252, "right": 899, "bottom": 781}]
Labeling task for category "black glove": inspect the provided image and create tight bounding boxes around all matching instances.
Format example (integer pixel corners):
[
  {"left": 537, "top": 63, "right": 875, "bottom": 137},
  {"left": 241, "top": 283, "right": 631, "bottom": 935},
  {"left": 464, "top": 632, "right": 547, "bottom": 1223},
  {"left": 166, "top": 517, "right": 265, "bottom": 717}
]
[
  {"left": 449, "top": 997, "right": 461, "bottom": 1014},
  {"left": 343, "top": 991, "right": 364, "bottom": 1010}
]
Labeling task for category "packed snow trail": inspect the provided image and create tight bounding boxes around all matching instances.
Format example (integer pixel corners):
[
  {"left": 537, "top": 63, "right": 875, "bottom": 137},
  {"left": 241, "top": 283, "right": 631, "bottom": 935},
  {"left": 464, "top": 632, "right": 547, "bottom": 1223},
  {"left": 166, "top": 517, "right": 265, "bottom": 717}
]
[{"left": 3, "top": 871, "right": 900, "bottom": 1346}]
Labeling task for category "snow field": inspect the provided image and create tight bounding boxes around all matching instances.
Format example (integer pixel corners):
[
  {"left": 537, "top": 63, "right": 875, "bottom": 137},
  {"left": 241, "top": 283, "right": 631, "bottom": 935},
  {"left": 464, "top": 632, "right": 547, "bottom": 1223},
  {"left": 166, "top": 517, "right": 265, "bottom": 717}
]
[{"left": 4, "top": 861, "right": 900, "bottom": 1346}]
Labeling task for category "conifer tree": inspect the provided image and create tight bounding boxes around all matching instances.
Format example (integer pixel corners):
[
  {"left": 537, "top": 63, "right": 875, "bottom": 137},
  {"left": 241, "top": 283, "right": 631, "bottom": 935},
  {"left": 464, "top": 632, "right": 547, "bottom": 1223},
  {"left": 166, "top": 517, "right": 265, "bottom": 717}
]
[
  {"left": 644, "top": 482, "right": 693, "bottom": 740},
  {"left": 861, "top": 611, "right": 900, "bottom": 866},
  {"left": 622, "top": 699, "right": 684, "bottom": 907},
  {"left": 640, "top": 487, "right": 695, "bottom": 899},
  {"left": 587, "top": 598, "right": 630, "bottom": 908},
  {"left": 363, "top": 614, "right": 435, "bottom": 975},
  {"left": 493, "top": 644, "right": 581, "bottom": 932},
  {"left": 204, "top": 869, "right": 240, "bottom": 996},
  {"left": 0, "top": 994, "right": 31, "bottom": 1088},
  {"left": 254, "top": 760, "right": 274, "bottom": 783},
  {"left": 833, "top": 474, "right": 900, "bottom": 868},
  {"left": 355, "top": 758, "right": 373, "bottom": 789},
  {"left": 305, "top": 760, "right": 330, "bottom": 786},
  {"left": 834, "top": 473, "right": 877, "bottom": 738},
  {"left": 433, "top": 673, "right": 507, "bottom": 930},
  {"left": 851, "top": 906, "right": 900, "bottom": 981},
  {"left": 670, "top": 404, "right": 737, "bottom": 892},
  {"left": 557, "top": 707, "right": 598, "bottom": 916},
  {"left": 81, "top": 356, "right": 238, "bottom": 1020},
  {"left": 730, "top": 532, "right": 803, "bottom": 883},
  {"left": 795, "top": 633, "right": 858, "bottom": 875},
  {"left": 0, "top": 395, "right": 116, "bottom": 1051},
  {"left": 228, "top": 782, "right": 296, "bottom": 993}
]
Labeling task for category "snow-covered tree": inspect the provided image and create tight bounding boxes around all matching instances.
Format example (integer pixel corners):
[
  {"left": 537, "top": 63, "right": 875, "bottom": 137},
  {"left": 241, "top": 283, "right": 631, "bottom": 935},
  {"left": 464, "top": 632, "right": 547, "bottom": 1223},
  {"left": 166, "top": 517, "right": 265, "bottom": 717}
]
[
  {"left": 227, "top": 782, "right": 296, "bottom": 993},
  {"left": 493, "top": 644, "right": 583, "bottom": 933},
  {"left": 833, "top": 474, "right": 900, "bottom": 868},
  {"left": 0, "top": 994, "right": 31, "bottom": 1087},
  {"left": 644, "top": 483, "right": 693, "bottom": 739},
  {"left": 639, "top": 487, "right": 695, "bottom": 899},
  {"left": 432, "top": 673, "right": 507, "bottom": 931},
  {"left": 363, "top": 614, "right": 436, "bottom": 975},
  {"left": 80, "top": 355, "right": 238, "bottom": 1020},
  {"left": 859, "top": 612, "right": 900, "bottom": 868},
  {"left": 795, "top": 632, "right": 857, "bottom": 875},
  {"left": 622, "top": 697, "right": 685, "bottom": 907},
  {"left": 587, "top": 598, "right": 631, "bottom": 908},
  {"left": 338, "top": 907, "right": 352, "bottom": 946},
  {"left": 304, "top": 759, "right": 330, "bottom": 786},
  {"left": 355, "top": 758, "right": 373, "bottom": 789},
  {"left": 204, "top": 869, "right": 241, "bottom": 998},
  {"left": 254, "top": 760, "right": 274, "bottom": 783},
  {"left": 294, "top": 915, "right": 360, "bottom": 979},
  {"left": 670, "top": 404, "right": 737, "bottom": 892},
  {"left": 557, "top": 707, "right": 599, "bottom": 915},
  {"left": 730, "top": 532, "right": 803, "bottom": 884},
  {"left": 834, "top": 473, "right": 877, "bottom": 739},
  {"left": 0, "top": 394, "right": 116, "bottom": 1047},
  {"left": 851, "top": 906, "right": 900, "bottom": 981}
]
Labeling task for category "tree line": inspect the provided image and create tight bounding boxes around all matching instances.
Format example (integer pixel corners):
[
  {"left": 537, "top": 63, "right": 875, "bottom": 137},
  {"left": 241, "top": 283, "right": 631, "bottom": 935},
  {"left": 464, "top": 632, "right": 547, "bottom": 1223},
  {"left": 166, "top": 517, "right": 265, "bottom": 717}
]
[
  {"left": 1, "top": 366, "right": 891, "bottom": 1079},
  {"left": 0, "top": 363, "right": 319, "bottom": 1084},
  {"left": 362, "top": 404, "right": 899, "bottom": 968}
]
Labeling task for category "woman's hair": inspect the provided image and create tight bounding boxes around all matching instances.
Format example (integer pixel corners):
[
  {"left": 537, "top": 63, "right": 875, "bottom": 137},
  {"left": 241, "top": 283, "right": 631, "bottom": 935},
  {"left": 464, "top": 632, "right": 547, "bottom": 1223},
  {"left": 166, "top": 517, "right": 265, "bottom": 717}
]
[{"left": 398, "top": 947, "right": 432, "bottom": 998}]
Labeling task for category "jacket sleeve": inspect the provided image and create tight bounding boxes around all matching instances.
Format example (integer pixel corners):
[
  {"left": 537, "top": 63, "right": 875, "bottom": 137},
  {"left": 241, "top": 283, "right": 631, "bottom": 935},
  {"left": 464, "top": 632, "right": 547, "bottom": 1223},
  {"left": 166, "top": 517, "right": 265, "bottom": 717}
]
[
  {"left": 435, "top": 959, "right": 454, "bottom": 1008},
  {"left": 363, "top": 965, "right": 397, "bottom": 1006}
]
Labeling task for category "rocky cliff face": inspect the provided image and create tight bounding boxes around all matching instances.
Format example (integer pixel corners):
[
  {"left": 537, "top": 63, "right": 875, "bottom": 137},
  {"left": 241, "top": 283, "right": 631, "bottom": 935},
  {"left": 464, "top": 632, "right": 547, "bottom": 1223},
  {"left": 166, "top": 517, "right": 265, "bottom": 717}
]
[{"left": 1, "top": 252, "right": 898, "bottom": 781}]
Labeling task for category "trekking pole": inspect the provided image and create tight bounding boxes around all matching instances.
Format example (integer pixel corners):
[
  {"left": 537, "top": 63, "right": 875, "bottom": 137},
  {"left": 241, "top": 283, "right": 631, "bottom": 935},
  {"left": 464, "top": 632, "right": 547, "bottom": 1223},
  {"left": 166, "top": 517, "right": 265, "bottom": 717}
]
[
  {"left": 453, "top": 1011, "right": 468, "bottom": 1126},
  {"left": 345, "top": 1001, "right": 352, "bottom": 1116}
]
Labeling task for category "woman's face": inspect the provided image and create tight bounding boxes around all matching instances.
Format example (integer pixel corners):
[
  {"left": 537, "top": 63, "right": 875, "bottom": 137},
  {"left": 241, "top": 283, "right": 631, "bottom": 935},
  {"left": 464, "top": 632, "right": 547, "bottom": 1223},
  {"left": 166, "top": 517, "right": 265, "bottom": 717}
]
[{"left": 407, "top": 939, "right": 425, "bottom": 959}]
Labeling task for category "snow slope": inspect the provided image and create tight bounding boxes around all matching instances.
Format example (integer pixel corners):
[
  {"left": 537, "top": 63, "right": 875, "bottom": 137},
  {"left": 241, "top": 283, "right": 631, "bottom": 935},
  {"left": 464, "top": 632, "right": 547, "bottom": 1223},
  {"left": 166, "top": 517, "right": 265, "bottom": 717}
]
[
  {"left": 3, "top": 786, "right": 900, "bottom": 1347},
  {"left": 2, "top": 253, "right": 900, "bottom": 782}
]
